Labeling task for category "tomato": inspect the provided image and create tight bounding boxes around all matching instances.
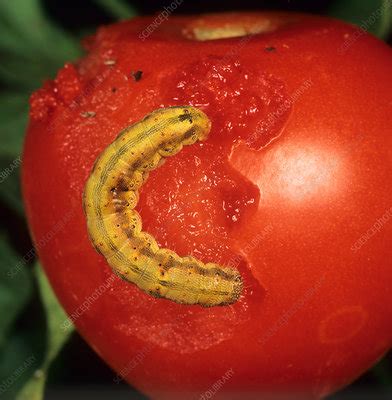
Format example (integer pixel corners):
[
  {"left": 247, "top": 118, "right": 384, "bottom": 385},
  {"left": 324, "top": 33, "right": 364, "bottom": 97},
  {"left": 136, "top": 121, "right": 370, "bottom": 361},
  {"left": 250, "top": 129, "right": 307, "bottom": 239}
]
[{"left": 22, "top": 12, "right": 392, "bottom": 399}]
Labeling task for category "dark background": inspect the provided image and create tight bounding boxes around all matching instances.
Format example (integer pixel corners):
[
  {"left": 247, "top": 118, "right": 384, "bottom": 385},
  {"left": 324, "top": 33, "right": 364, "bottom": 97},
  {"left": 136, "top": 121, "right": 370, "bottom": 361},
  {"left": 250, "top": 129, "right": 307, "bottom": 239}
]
[{"left": 46, "top": 0, "right": 333, "bottom": 29}]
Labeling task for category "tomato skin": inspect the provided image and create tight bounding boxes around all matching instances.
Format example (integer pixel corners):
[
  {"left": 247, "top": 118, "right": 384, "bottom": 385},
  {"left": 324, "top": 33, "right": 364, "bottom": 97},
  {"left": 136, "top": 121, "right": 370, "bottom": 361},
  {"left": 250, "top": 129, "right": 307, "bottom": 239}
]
[{"left": 22, "top": 12, "right": 392, "bottom": 399}]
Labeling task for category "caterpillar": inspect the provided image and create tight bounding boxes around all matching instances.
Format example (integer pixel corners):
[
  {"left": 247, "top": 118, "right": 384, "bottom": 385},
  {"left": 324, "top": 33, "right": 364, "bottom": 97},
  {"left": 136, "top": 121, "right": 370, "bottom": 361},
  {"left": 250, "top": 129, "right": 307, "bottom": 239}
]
[{"left": 83, "top": 106, "right": 243, "bottom": 307}]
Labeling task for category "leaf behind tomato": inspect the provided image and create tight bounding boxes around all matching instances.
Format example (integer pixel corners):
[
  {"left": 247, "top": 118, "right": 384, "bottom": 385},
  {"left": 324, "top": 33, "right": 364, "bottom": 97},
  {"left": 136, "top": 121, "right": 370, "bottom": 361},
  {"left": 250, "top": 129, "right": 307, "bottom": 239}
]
[
  {"left": 329, "top": 0, "right": 392, "bottom": 39},
  {"left": 15, "top": 264, "right": 74, "bottom": 400},
  {"left": 0, "top": 233, "right": 32, "bottom": 349}
]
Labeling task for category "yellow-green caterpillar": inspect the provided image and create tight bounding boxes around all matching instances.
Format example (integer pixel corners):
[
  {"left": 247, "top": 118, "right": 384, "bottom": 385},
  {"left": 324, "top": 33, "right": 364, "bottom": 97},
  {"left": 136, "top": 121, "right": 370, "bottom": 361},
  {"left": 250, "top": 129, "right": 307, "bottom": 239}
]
[{"left": 83, "top": 106, "right": 243, "bottom": 307}]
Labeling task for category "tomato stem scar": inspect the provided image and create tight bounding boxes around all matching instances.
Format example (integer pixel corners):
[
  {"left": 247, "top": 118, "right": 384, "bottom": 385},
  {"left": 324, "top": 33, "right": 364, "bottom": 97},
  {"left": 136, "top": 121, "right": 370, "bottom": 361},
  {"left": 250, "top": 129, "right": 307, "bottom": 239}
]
[{"left": 83, "top": 106, "right": 243, "bottom": 306}]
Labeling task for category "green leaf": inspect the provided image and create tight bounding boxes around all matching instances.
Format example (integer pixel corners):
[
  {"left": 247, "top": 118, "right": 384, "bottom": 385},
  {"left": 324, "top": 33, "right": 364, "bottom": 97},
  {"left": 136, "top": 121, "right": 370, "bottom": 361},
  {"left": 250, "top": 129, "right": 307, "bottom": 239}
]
[
  {"left": 0, "top": 93, "right": 29, "bottom": 216},
  {"left": 35, "top": 264, "right": 74, "bottom": 365},
  {"left": 0, "top": 93, "right": 28, "bottom": 158},
  {"left": 92, "top": 0, "right": 138, "bottom": 20},
  {"left": 15, "top": 264, "right": 74, "bottom": 400},
  {"left": 0, "top": 160, "right": 24, "bottom": 215},
  {"left": 0, "top": 233, "right": 33, "bottom": 349},
  {"left": 329, "top": 0, "right": 392, "bottom": 39},
  {"left": 0, "top": 54, "right": 57, "bottom": 91},
  {"left": 0, "top": 331, "right": 43, "bottom": 400},
  {"left": 0, "top": 0, "right": 82, "bottom": 94},
  {"left": 0, "top": 0, "right": 81, "bottom": 66}
]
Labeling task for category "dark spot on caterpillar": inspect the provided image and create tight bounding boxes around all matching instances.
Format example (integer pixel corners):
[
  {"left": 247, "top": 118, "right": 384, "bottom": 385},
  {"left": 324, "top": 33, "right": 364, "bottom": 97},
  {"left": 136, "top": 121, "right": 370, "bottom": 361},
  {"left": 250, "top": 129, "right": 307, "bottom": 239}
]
[
  {"left": 131, "top": 70, "right": 143, "bottom": 81},
  {"left": 183, "top": 127, "right": 196, "bottom": 140},
  {"left": 178, "top": 111, "right": 193, "bottom": 123},
  {"left": 92, "top": 242, "right": 104, "bottom": 255},
  {"left": 132, "top": 160, "right": 142, "bottom": 169},
  {"left": 139, "top": 247, "right": 154, "bottom": 257},
  {"left": 113, "top": 199, "right": 129, "bottom": 212},
  {"left": 116, "top": 177, "right": 129, "bottom": 192}
]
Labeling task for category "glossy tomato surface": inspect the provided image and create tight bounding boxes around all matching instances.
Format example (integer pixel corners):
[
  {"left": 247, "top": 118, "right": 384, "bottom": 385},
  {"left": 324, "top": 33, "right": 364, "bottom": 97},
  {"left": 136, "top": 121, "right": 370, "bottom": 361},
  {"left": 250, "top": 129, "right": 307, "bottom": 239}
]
[{"left": 22, "top": 12, "right": 392, "bottom": 399}]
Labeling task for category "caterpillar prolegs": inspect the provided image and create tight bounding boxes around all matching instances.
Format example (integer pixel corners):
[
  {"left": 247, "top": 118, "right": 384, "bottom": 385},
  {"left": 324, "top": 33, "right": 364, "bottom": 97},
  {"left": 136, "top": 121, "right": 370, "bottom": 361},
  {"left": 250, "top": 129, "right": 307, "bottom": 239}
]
[{"left": 83, "top": 106, "right": 243, "bottom": 306}]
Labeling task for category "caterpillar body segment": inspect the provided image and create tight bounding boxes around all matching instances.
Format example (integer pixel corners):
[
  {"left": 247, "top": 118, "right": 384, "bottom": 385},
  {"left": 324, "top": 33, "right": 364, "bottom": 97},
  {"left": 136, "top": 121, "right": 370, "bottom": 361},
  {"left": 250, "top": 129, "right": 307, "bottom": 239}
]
[{"left": 83, "top": 106, "right": 243, "bottom": 307}]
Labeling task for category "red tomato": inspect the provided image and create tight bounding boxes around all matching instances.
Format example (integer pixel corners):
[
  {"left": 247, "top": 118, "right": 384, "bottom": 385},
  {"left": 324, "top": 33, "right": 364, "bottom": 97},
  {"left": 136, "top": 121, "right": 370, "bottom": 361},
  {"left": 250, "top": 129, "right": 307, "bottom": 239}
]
[{"left": 22, "top": 12, "right": 392, "bottom": 399}]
